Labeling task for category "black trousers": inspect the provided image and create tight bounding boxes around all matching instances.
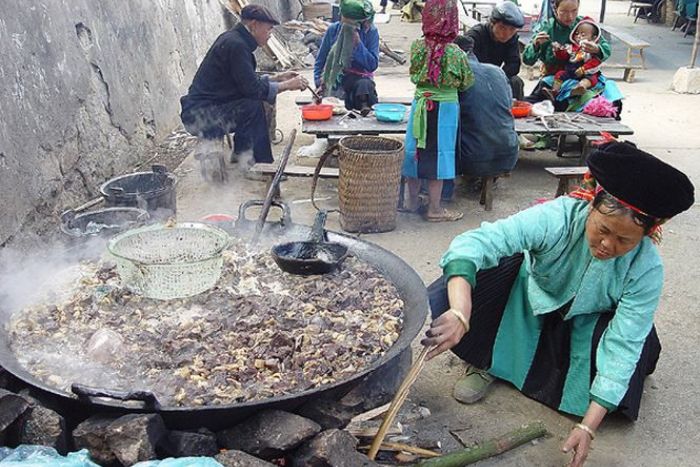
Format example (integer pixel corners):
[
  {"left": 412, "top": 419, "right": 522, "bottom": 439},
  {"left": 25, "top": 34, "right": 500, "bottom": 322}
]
[
  {"left": 180, "top": 98, "right": 273, "bottom": 163},
  {"left": 342, "top": 75, "right": 378, "bottom": 111},
  {"left": 509, "top": 75, "right": 525, "bottom": 101}
]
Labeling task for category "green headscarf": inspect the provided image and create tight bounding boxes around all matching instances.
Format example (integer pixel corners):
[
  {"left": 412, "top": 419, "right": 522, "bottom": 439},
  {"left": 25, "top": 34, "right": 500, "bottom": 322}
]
[{"left": 322, "top": 0, "right": 375, "bottom": 94}]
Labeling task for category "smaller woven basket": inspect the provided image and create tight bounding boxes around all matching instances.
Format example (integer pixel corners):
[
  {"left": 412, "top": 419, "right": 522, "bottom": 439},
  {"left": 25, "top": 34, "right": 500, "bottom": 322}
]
[
  {"left": 338, "top": 136, "right": 405, "bottom": 233},
  {"left": 108, "top": 223, "right": 230, "bottom": 300}
]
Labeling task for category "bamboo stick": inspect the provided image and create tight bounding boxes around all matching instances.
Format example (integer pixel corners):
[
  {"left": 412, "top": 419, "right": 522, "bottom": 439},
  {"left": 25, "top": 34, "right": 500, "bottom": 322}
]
[
  {"left": 367, "top": 346, "right": 430, "bottom": 460},
  {"left": 359, "top": 442, "right": 442, "bottom": 458},
  {"left": 416, "top": 422, "right": 548, "bottom": 467}
]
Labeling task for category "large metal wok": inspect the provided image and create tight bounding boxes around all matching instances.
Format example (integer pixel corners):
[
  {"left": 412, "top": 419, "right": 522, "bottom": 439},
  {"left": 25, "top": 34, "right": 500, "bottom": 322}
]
[{"left": 0, "top": 202, "right": 428, "bottom": 429}]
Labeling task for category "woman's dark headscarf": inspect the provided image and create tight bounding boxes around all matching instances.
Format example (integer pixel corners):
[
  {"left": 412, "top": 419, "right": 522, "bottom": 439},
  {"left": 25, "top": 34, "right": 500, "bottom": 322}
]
[{"left": 569, "top": 141, "right": 695, "bottom": 243}]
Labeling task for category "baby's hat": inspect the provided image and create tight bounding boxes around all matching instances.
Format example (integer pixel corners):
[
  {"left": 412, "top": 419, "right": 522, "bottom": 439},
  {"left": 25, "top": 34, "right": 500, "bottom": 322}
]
[{"left": 570, "top": 16, "right": 601, "bottom": 43}]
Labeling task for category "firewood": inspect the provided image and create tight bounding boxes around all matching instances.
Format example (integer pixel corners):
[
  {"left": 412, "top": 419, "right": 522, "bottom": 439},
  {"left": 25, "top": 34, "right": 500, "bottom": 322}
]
[
  {"left": 415, "top": 422, "right": 548, "bottom": 466},
  {"left": 348, "top": 402, "right": 391, "bottom": 423},
  {"left": 380, "top": 40, "right": 406, "bottom": 65}
]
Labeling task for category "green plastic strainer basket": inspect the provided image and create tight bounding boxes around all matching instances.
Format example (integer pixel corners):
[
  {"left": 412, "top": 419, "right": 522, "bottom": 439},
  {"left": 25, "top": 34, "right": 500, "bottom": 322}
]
[{"left": 107, "top": 222, "right": 230, "bottom": 300}]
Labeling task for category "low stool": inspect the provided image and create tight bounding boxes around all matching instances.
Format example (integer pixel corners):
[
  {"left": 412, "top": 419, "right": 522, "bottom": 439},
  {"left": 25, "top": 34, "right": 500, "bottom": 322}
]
[
  {"left": 545, "top": 166, "right": 587, "bottom": 197},
  {"left": 479, "top": 173, "right": 510, "bottom": 211},
  {"left": 194, "top": 139, "right": 228, "bottom": 184}
]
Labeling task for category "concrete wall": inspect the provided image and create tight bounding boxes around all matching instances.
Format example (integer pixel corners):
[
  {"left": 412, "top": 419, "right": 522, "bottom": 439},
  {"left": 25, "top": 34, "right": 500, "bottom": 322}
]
[{"left": 0, "top": 0, "right": 298, "bottom": 247}]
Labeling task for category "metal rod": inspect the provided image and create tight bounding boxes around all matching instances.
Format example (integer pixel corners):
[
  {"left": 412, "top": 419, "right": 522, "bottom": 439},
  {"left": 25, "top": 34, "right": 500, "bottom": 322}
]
[{"left": 691, "top": 15, "right": 700, "bottom": 68}]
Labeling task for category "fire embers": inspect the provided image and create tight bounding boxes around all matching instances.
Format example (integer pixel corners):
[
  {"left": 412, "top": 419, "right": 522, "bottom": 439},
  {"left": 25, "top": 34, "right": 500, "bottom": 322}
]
[{"left": 8, "top": 239, "right": 403, "bottom": 407}]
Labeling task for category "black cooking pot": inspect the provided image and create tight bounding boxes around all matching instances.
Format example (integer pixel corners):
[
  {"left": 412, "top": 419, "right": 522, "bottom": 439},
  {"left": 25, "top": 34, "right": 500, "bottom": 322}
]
[
  {"left": 0, "top": 201, "right": 428, "bottom": 429},
  {"left": 99, "top": 164, "right": 176, "bottom": 220}
]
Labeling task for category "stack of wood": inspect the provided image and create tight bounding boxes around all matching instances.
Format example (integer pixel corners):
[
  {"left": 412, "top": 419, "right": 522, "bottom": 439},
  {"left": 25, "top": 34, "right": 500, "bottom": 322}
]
[
  {"left": 283, "top": 18, "right": 406, "bottom": 65},
  {"left": 222, "top": 0, "right": 302, "bottom": 69}
]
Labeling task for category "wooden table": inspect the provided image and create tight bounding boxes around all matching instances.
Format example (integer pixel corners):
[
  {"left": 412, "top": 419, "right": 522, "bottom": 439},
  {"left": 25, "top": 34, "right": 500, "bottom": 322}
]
[
  {"left": 302, "top": 115, "right": 408, "bottom": 138},
  {"left": 303, "top": 112, "right": 633, "bottom": 144}
]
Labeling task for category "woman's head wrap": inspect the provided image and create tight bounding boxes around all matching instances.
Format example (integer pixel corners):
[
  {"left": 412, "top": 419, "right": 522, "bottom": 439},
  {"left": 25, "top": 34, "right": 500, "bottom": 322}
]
[
  {"left": 340, "top": 0, "right": 375, "bottom": 23},
  {"left": 569, "top": 140, "right": 695, "bottom": 243},
  {"left": 422, "top": 0, "right": 460, "bottom": 86}
]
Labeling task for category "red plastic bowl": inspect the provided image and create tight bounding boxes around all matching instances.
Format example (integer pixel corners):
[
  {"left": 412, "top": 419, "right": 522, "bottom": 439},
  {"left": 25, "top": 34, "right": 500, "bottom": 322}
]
[
  {"left": 511, "top": 101, "right": 533, "bottom": 118},
  {"left": 301, "top": 104, "right": 334, "bottom": 121}
]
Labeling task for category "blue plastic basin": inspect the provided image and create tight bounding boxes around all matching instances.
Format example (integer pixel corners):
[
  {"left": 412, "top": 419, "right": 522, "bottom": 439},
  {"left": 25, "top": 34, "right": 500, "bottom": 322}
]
[{"left": 374, "top": 103, "right": 407, "bottom": 123}]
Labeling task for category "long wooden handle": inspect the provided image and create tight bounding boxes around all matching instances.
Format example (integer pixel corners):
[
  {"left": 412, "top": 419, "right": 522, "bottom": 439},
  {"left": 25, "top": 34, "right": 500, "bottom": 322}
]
[
  {"left": 367, "top": 345, "right": 430, "bottom": 460},
  {"left": 253, "top": 129, "right": 296, "bottom": 243}
]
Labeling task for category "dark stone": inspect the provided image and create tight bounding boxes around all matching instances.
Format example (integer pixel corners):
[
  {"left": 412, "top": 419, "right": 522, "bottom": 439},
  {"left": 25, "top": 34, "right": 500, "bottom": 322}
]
[
  {"left": 105, "top": 413, "right": 168, "bottom": 466},
  {"left": 214, "top": 450, "right": 276, "bottom": 467},
  {"left": 216, "top": 410, "right": 321, "bottom": 459},
  {"left": 163, "top": 430, "right": 218, "bottom": 457},
  {"left": 0, "top": 388, "right": 30, "bottom": 432},
  {"left": 73, "top": 415, "right": 120, "bottom": 466},
  {"left": 296, "top": 398, "right": 355, "bottom": 430},
  {"left": 291, "top": 429, "right": 379, "bottom": 467},
  {"left": 17, "top": 403, "right": 68, "bottom": 453},
  {"left": 340, "top": 347, "right": 412, "bottom": 414}
]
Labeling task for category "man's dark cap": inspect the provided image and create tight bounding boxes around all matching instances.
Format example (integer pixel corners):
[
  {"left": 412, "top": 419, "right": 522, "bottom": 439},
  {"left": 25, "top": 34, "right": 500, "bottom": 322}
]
[
  {"left": 240, "top": 5, "right": 280, "bottom": 25},
  {"left": 587, "top": 142, "right": 695, "bottom": 219},
  {"left": 491, "top": 2, "right": 525, "bottom": 28}
]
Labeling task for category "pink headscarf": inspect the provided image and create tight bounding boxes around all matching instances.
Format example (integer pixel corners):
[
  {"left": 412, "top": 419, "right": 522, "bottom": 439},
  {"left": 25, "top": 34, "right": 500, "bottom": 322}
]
[{"left": 422, "top": 0, "right": 460, "bottom": 86}]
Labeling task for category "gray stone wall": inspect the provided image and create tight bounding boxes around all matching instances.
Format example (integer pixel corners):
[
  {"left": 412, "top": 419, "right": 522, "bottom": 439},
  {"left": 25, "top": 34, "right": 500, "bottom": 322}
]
[{"left": 0, "top": 0, "right": 298, "bottom": 246}]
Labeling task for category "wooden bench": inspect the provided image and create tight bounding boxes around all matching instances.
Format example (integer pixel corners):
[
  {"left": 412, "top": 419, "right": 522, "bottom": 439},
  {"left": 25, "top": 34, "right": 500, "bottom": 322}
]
[
  {"left": 249, "top": 162, "right": 339, "bottom": 195},
  {"left": 545, "top": 166, "right": 587, "bottom": 196},
  {"left": 600, "top": 24, "right": 650, "bottom": 83}
]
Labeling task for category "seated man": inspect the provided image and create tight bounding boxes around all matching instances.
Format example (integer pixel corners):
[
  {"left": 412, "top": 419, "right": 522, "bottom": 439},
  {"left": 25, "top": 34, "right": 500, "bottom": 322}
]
[
  {"left": 180, "top": 5, "right": 307, "bottom": 164},
  {"left": 442, "top": 55, "right": 518, "bottom": 200},
  {"left": 455, "top": 2, "right": 525, "bottom": 100},
  {"left": 314, "top": 0, "right": 379, "bottom": 115}
]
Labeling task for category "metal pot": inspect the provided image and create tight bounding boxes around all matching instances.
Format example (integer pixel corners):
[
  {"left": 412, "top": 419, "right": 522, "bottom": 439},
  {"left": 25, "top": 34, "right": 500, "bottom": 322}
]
[{"left": 0, "top": 202, "right": 428, "bottom": 429}]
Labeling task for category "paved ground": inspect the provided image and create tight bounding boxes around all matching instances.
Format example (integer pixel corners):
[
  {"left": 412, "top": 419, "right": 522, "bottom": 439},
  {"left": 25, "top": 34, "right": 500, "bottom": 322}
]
[{"left": 175, "top": 2, "right": 700, "bottom": 465}]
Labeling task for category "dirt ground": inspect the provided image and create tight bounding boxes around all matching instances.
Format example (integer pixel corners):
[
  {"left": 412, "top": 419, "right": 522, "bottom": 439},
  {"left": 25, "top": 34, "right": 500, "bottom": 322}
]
[{"left": 172, "top": 2, "right": 700, "bottom": 465}]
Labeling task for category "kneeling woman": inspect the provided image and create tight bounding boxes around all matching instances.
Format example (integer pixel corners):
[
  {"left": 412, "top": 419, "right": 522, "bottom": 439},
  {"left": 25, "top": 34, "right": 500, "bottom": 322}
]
[{"left": 423, "top": 142, "right": 694, "bottom": 466}]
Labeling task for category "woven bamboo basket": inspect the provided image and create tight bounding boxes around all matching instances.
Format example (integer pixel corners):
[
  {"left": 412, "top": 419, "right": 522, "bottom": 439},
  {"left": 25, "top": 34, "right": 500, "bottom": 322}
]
[{"left": 337, "top": 136, "right": 404, "bottom": 233}]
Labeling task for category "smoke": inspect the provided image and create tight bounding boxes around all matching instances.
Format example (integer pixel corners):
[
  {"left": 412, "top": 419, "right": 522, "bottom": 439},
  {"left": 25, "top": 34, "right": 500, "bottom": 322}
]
[{"left": 0, "top": 236, "right": 109, "bottom": 318}]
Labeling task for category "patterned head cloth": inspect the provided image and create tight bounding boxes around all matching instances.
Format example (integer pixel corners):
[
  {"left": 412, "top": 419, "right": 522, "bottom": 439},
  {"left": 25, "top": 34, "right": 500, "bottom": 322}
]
[{"left": 422, "top": 0, "right": 460, "bottom": 86}]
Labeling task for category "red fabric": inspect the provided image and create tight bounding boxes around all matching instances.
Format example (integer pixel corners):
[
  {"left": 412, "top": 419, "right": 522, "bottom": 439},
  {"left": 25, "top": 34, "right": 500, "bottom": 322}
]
[{"left": 422, "top": 0, "right": 459, "bottom": 86}]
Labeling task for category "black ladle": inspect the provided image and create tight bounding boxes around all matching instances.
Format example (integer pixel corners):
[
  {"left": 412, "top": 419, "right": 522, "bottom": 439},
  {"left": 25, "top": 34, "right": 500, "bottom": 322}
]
[{"left": 271, "top": 210, "right": 348, "bottom": 276}]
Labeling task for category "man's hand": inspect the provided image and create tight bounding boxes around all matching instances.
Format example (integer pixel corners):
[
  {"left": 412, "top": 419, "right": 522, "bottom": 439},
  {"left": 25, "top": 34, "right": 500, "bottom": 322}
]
[
  {"left": 353, "top": 30, "right": 361, "bottom": 47},
  {"left": 421, "top": 309, "right": 469, "bottom": 360},
  {"left": 279, "top": 75, "right": 309, "bottom": 92},
  {"left": 533, "top": 31, "right": 550, "bottom": 47},
  {"left": 561, "top": 427, "right": 593, "bottom": 467},
  {"left": 575, "top": 67, "right": 585, "bottom": 78},
  {"left": 273, "top": 71, "right": 299, "bottom": 82}
]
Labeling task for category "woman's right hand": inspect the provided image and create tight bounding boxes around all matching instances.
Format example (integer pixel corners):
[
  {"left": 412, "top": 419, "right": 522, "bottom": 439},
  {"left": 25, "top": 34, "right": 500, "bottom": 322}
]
[
  {"left": 533, "top": 31, "right": 550, "bottom": 47},
  {"left": 421, "top": 308, "right": 469, "bottom": 360},
  {"left": 422, "top": 276, "right": 473, "bottom": 359}
]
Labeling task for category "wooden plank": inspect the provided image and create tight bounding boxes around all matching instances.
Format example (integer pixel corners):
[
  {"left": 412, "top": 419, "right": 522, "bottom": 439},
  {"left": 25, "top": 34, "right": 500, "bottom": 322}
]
[
  {"left": 250, "top": 163, "right": 339, "bottom": 178},
  {"left": 545, "top": 166, "right": 588, "bottom": 177},
  {"left": 600, "top": 24, "right": 651, "bottom": 48},
  {"left": 514, "top": 113, "right": 634, "bottom": 136},
  {"left": 602, "top": 63, "right": 644, "bottom": 70},
  {"left": 302, "top": 115, "right": 409, "bottom": 136},
  {"left": 296, "top": 96, "right": 414, "bottom": 106}
]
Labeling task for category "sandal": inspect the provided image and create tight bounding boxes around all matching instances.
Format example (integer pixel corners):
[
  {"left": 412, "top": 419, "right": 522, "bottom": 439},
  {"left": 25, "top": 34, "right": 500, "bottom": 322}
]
[{"left": 423, "top": 208, "right": 464, "bottom": 222}]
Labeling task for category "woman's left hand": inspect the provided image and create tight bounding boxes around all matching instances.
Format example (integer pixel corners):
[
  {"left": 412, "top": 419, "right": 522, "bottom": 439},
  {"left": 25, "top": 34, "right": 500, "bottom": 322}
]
[
  {"left": 561, "top": 427, "right": 593, "bottom": 467},
  {"left": 580, "top": 41, "right": 600, "bottom": 55}
]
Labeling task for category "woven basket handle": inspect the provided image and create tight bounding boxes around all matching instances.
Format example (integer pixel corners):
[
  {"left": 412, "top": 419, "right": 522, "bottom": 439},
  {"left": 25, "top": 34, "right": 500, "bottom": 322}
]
[{"left": 310, "top": 143, "right": 340, "bottom": 213}]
